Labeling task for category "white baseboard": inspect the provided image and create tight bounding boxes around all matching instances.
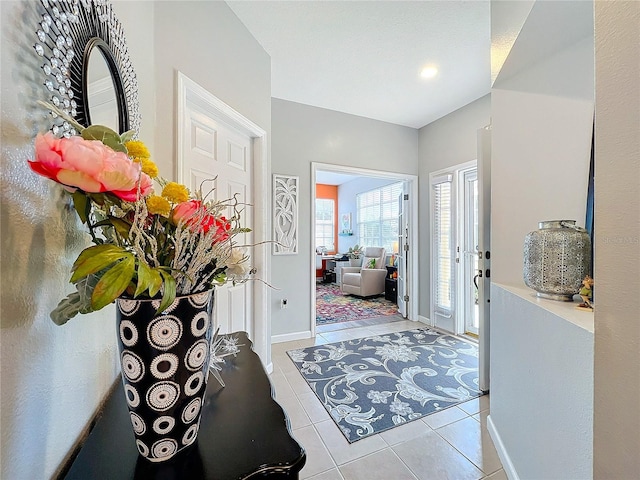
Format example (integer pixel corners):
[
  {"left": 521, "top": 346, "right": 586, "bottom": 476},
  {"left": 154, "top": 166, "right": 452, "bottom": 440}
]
[
  {"left": 417, "top": 315, "right": 432, "bottom": 326},
  {"left": 272, "top": 330, "right": 312, "bottom": 344},
  {"left": 487, "top": 414, "right": 519, "bottom": 480}
]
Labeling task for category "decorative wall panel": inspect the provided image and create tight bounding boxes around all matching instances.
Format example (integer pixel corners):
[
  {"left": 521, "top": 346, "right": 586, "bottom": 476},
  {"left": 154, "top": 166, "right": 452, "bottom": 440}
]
[{"left": 273, "top": 174, "right": 298, "bottom": 255}]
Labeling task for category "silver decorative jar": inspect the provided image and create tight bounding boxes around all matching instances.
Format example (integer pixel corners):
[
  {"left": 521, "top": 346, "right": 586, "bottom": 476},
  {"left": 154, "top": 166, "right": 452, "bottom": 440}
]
[{"left": 523, "top": 220, "right": 591, "bottom": 301}]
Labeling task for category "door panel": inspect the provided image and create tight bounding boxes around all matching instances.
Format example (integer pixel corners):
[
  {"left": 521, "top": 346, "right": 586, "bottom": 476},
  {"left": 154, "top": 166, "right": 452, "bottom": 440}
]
[{"left": 397, "top": 189, "right": 409, "bottom": 318}]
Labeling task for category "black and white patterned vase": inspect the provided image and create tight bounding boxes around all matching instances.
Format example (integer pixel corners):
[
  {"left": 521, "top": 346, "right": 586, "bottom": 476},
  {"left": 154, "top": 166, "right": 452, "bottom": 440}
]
[{"left": 116, "top": 290, "right": 214, "bottom": 463}]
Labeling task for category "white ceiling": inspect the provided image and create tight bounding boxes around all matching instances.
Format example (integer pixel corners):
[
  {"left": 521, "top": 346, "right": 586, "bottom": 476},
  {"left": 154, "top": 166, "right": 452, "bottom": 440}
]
[
  {"left": 315, "top": 170, "right": 360, "bottom": 185},
  {"left": 227, "top": 0, "right": 491, "bottom": 129}
]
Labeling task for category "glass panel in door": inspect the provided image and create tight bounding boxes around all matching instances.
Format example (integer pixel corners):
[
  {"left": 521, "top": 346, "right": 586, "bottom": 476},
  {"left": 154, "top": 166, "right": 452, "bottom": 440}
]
[{"left": 463, "top": 170, "right": 479, "bottom": 335}]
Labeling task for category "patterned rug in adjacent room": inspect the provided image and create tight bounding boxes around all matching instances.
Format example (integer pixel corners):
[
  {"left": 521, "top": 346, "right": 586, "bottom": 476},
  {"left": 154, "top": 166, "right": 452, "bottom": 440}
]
[
  {"left": 316, "top": 283, "right": 398, "bottom": 325},
  {"left": 287, "top": 328, "right": 482, "bottom": 443}
]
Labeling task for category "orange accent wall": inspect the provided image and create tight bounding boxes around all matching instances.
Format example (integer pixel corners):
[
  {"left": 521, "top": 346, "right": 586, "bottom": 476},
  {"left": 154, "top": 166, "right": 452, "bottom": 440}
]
[{"left": 316, "top": 184, "right": 338, "bottom": 256}]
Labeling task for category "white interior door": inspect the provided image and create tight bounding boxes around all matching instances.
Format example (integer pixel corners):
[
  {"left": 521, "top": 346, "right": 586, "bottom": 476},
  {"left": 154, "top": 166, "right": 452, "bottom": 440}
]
[{"left": 178, "top": 85, "right": 254, "bottom": 337}]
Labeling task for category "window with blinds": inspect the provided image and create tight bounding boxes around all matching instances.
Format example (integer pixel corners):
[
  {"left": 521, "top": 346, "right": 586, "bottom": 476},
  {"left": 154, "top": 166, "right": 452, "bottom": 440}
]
[
  {"left": 315, "top": 198, "right": 335, "bottom": 251},
  {"left": 356, "top": 182, "right": 403, "bottom": 252},
  {"left": 432, "top": 174, "right": 453, "bottom": 317}
]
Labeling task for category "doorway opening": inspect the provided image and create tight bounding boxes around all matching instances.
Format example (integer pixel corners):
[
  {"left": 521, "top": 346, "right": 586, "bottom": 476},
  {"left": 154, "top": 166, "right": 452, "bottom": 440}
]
[{"left": 310, "top": 163, "right": 418, "bottom": 339}]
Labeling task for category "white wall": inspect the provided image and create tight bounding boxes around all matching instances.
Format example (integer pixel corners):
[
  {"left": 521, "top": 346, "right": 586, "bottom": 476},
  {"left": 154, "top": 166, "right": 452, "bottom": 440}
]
[
  {"left": 272, "top": 98, "right": 418, "bottom": 338},
  {"left": 0, "top": 1, "right": 270, "bottom": 477},
  {"left": 417, "top": 95, "right": 491, "bottom": 320},
  {"left": 488, "top": 1, "right": 596, "bottom": 478},
  {"left": 0, "top": 2, "right": 153, "bottom": 478},
  {"left": 491, "top": 89, "right": 593, "bottom": 286},
  {"left": 336, "top": 177, "right": 399, "bottom": 253},
  {"left": 491, "top": 0, "right": 594, "bottom": 288},
  {"left": 489, "top": 284, "right": 593, "bottom": 480},
  {"left": 593, "top": 2, "right": 640, "bottom": 477}
]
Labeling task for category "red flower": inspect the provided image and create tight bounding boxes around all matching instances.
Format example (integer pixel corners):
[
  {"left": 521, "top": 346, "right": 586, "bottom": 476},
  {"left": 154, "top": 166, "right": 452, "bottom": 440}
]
[
  {"left": 172, "top": 200, "right": 230, "bottom": 242},
  {"left": 212, "top": 217, "right": 231, "bottom": 243}
]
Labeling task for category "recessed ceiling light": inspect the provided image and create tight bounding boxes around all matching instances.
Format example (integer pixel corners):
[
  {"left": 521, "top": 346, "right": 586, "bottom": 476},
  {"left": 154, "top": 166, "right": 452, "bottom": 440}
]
[{"left": 421, "top": 66, "right": 438, "bottom": 79}]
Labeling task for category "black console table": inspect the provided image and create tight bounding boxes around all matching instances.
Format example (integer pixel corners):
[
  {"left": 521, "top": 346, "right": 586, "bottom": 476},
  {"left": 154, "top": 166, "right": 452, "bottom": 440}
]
[{"left": 63, "top": 332, "right": 306, "bottom": 479}]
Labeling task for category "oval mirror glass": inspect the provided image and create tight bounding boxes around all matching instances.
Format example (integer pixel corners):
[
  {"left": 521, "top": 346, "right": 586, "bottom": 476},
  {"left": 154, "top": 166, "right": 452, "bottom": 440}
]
[{"left": 86, "top": 46, "right": 120, "bottom": 132}]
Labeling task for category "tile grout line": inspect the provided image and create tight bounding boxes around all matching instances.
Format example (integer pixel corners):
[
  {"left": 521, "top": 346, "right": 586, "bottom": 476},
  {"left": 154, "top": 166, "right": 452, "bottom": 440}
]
[{"left": 431, "top": 406, "right": 499, "bottom": 477}]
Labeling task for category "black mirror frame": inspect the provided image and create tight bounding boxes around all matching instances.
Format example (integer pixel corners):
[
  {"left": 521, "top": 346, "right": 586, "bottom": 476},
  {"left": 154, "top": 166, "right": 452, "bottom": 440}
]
[{"left": 34, "top": 0, "right": 140, "bottom": 136}]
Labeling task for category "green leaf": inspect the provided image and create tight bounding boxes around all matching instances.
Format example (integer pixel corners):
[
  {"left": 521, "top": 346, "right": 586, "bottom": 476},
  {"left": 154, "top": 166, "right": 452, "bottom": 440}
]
[
  {"left": 50, "top": 274, "right": 101, "bottom": 325},
  {"left": 91, "top": 255, "right": 135, "bottom": 310},
  {"left": 93, "top": 217, "right": 131, "bottom": 236},
  {"left": 120, "top": 130, "right": 136, "bottom": 143},
  {"left": 92, "top": 217, "right": 132, "bottom": 238},
  {"left": 50, "top": 293, "right": 82, "bottom": 326},
  {"left": 72, "top": 191, "right": 89, "bottom": 224},
  {"left": 71, "top": 245, "right": 130, "bottom": 283},
  {"left": 82, "top": 125, "right": 127, "bottom": 153},
  {"left": 157, "top": 270, "right": 177, "bottom": 314},
  {"left": 135, "top": 261, "right": 154, "bottom": 298},
  {"left": 147, "top": 268, "right": 163, "bottom": 297},
  {"left": 73, "top": 244, "right": 125, "bottom": 266}
]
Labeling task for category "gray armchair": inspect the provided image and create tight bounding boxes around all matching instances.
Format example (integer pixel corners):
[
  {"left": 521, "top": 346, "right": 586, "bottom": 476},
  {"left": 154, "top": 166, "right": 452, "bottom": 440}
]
[{"left": 341, "top": 247, "right": 387, "bottom": 297}]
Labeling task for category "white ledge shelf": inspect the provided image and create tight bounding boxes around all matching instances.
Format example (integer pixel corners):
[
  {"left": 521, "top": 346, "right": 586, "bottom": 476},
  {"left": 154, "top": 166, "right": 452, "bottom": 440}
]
[{"left": 493, "top": 282, "right": 594, "bottom": 333}]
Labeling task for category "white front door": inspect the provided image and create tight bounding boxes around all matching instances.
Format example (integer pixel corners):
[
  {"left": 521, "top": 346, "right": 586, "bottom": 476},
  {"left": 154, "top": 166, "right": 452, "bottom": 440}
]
[
  {"left": 177, "top": 80, "right": 254, "bottom": 338},
  {"left": 477, "top": 126, "right": 491, "bottom": 392}
]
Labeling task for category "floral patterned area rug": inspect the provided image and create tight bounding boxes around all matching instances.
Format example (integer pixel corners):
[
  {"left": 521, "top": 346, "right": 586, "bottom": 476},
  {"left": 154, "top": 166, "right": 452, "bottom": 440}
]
[
  {"left": 316, "top": 283, "right": 398, "bottom": 325},
  {"left": 287, "top": 328, "right": 483, "bottom": 443}
]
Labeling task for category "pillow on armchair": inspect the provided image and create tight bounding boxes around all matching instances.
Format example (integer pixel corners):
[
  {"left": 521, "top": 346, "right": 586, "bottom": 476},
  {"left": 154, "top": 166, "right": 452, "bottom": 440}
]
[{"left": 364, "top": 258, "right": 378, "bottom": 269}]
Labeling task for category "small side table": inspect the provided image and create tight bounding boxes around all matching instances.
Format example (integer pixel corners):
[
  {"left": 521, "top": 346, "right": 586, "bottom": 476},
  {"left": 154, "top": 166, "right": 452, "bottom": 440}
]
[{"left": 385, "top": 266, "right": 398, "bottom": 303}]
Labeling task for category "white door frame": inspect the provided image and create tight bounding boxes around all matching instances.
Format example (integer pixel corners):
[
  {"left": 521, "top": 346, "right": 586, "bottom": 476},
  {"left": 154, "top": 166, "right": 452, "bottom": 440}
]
[
  {"left": 310, "top": 162, "right": 419, "bottom": 338},
  {"left": 176, "top": 71, "right": 272, "bottom": 372}
]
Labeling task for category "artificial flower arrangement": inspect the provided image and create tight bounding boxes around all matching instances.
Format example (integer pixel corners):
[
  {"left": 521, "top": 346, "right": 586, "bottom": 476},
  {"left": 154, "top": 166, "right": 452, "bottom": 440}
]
[{"left": 28, "top": 104, "right": 252, "bottom": 325}]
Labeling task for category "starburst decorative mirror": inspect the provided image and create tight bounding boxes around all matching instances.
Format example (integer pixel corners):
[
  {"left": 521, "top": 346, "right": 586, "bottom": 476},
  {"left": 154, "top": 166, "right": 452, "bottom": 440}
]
[{"left": 33, "top": 0, "right": 140, "bottom": 136}]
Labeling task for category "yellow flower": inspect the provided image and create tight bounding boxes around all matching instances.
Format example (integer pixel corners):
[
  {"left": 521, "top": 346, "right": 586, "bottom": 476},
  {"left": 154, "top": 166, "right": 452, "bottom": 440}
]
[
  {"left": 146, "top": 195, "right": 171, "bottom": 216},
  {"left": 162, "top": 182, "right": 190, "bottom": 204},
  {"left": 138, "top": 158, "right": 159, "bottom": 178},
  {"left": 125, "top": 140, "right": 150, "bottom": 159}
]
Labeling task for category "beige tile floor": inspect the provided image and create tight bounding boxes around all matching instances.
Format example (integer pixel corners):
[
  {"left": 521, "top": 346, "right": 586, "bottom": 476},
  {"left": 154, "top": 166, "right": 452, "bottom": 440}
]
[{"left": 270, "top": 319, "right": 505, "bottom": 480}]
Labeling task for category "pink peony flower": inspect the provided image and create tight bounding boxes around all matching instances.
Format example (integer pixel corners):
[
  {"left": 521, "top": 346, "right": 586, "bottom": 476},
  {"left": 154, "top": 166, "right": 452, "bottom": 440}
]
[{"left": 28, "top": 132, "right": 152, "bottom": 200}]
